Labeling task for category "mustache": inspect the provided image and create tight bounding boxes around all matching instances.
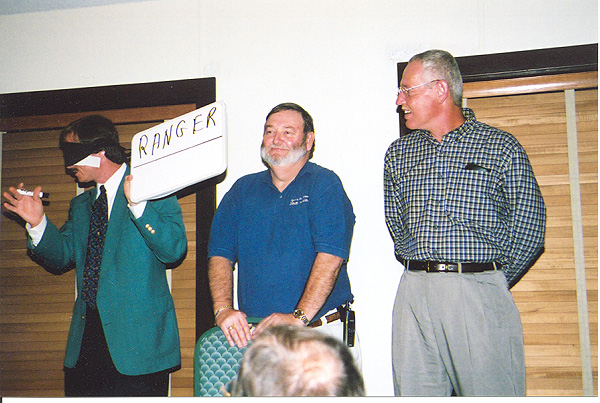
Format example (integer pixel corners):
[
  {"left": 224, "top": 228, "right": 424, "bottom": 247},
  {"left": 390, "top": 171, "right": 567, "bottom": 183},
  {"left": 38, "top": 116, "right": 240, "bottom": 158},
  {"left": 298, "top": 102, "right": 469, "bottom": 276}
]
[{"left": 264, "top": 144, "right": 291, "bottom": 152}]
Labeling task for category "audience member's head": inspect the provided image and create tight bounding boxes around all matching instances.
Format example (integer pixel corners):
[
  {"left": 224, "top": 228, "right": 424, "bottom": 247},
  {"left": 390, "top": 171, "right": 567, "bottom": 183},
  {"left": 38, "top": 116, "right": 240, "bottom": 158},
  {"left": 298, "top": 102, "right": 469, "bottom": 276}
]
[{"left": 231, "top": 325, "right": 365, "bottom": 397}]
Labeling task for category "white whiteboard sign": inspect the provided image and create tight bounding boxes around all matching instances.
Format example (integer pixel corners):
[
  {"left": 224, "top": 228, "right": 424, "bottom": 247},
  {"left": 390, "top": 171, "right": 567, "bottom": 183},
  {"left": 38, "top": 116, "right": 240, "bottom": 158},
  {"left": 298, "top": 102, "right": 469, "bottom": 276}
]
[{"left": 130, "top": 101, "right": 227, "bottom": 203}]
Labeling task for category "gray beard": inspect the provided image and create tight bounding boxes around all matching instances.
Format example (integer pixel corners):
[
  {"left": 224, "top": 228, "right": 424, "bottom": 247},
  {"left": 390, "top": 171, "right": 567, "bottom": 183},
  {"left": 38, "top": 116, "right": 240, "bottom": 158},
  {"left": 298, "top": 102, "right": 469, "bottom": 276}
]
[{"left": 261, "top": 145, "right": 307, "bottom": 166}]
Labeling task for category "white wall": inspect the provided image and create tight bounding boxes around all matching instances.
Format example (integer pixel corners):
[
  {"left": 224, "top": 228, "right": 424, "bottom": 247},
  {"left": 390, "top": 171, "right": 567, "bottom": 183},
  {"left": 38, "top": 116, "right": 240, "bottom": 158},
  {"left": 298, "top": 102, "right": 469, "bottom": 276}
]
[{"left": 0, "top": 0, "right": 596, "bottom": 395}]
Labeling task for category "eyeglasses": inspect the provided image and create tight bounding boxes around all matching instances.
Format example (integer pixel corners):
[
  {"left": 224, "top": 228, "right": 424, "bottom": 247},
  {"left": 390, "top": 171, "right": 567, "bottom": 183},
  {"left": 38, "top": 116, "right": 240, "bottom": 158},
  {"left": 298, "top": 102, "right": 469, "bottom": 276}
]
[{"left": 398, "top": 79, "right": 441, "bottom": 97}]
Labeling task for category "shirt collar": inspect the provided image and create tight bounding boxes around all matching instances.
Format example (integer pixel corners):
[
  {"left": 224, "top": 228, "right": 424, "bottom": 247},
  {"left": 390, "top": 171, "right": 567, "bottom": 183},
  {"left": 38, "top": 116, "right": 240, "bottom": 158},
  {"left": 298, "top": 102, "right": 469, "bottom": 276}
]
[
  {"left": 260, "top": 161, "right": 314, "bottom": 188},
  {"left": 444, "top": 108, "right": 477, "bottom": 142},
  {"left": 419, "top": 107, "right": 477, "bottom": 144},
  {"left": 96, "top": 164, "right": 127, "bottom": 214},
  {"left": 296, "top": 161, "right": 315, "bottom": 177}
]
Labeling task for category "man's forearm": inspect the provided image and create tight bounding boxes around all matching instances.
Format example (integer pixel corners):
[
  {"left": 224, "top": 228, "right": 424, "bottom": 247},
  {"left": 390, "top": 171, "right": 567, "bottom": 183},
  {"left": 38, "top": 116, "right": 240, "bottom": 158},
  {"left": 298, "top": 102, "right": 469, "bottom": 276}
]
[
  {"left": 208, "top": 256, "right": 235, "bottom": 313},
  {"left": 209, "top": 256, "right": 254, "bottom": 347},
  {"left": 296, "top": 252, "right": 343, "bottom": 321}
]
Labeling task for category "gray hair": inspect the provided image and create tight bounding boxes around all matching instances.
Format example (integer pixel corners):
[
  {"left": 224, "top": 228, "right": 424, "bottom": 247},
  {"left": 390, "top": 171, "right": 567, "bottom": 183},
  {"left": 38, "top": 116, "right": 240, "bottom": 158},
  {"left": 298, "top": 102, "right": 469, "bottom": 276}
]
[
  {"left": 410, "top": 49, "right": 463, "bottom": 106},
  {"left": 232, "top": 325, "right": 365, "bottom": 397}
]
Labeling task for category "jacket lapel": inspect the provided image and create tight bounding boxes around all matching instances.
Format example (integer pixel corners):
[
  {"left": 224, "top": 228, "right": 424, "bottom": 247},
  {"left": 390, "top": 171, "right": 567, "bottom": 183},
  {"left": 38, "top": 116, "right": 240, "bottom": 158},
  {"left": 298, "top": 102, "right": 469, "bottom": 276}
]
[{"left": 79, "top": 188, "right": 96, "bottom": 260}]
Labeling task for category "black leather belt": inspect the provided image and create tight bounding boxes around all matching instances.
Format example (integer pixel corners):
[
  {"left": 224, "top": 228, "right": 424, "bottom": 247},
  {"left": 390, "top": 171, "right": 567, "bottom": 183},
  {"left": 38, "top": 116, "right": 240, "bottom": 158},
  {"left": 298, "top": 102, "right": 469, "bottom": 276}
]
[{"left": 401, "top": 259, "right": 500, "bottom": 273}]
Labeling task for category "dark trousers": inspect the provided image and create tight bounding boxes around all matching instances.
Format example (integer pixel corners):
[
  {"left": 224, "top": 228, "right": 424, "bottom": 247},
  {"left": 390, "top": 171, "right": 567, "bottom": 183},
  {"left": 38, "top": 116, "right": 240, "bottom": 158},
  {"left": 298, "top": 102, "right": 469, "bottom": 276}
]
[{"left": 64, "top": 306, "right": 170, "bottom": 397}]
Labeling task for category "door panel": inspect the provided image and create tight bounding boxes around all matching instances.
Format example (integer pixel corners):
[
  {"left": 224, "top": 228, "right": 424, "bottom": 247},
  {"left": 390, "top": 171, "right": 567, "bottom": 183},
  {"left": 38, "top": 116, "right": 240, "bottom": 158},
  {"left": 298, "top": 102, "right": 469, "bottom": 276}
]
[{"left": 466, "top": 87, "right": 597, "bottom": 396}]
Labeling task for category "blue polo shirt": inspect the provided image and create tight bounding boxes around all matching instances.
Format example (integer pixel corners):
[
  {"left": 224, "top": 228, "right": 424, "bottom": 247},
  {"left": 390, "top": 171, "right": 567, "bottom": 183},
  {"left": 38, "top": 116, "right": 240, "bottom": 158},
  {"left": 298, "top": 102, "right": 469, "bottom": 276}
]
[{"left": 208, "top": 162, "right": 355, "bottom": 320}]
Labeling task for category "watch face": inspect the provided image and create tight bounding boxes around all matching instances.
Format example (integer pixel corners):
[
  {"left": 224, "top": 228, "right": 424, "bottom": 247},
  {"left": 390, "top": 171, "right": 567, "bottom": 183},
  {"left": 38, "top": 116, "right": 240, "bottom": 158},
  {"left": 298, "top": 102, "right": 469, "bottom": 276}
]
[{"left": 293, "top": 309, "right": 309, "bottom": 325}]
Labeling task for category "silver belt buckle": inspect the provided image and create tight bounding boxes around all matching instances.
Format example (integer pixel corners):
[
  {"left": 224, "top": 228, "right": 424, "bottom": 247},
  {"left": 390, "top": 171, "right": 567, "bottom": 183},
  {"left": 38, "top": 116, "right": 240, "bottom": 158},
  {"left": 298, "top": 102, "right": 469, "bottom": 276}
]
[
  {"left": 434, "top": 263, "right": 450, "bottom": 272},
  {"left": 440, "top": 263, "right": 459, "bottom": 272}
]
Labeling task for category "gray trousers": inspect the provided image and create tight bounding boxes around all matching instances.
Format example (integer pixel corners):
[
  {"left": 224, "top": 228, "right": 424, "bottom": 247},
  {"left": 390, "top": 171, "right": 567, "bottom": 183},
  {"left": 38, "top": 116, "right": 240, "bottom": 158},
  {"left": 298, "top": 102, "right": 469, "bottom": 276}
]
[{"left": 392, "top": 270, "right": 526, "bottom": 396}]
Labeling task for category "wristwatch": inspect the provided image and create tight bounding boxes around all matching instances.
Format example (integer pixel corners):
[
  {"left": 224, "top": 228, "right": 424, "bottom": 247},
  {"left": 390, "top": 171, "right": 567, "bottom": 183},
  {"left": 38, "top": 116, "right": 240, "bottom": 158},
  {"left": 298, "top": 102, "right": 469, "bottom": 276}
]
[{"left": 293, "top": 308, "right": 310, "bottom": 326}]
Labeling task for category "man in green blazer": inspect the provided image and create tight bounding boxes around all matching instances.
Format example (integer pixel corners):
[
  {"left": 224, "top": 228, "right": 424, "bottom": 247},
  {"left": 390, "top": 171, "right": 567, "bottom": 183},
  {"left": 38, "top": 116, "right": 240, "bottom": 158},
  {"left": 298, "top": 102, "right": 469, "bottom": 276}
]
[{"left": 3, "top": 115, "right": 187, "bottom": 396}]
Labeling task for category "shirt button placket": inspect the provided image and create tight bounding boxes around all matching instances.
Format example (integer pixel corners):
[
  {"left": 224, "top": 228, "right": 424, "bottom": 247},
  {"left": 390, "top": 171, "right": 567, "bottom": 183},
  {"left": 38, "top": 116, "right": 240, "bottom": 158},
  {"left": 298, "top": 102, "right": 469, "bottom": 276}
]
[{"left": 432, "top": 148, "right": 447, "bottom": 257}]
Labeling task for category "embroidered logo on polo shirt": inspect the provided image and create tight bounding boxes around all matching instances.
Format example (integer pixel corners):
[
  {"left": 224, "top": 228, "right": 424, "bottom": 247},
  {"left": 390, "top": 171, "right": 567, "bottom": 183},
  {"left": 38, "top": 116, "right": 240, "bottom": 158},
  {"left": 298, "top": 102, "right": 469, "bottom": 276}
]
[{"left": 289, "top": 195, "right": 309, "bottom": 206}]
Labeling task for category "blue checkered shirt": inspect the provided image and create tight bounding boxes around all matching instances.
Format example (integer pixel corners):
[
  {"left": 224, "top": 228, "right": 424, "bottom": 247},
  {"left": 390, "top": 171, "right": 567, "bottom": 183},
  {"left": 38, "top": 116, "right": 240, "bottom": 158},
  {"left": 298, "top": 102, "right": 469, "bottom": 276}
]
[{"left": 384, "top": 108, "right": 546, "bottom": 287}]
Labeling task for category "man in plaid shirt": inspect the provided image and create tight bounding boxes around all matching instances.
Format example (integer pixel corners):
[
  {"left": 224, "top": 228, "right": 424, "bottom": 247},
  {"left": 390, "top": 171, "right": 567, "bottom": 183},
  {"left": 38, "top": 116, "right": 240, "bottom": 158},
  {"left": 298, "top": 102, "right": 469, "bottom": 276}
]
[{"left": 384, "top": 50, "right": 546, "bottom": 396}]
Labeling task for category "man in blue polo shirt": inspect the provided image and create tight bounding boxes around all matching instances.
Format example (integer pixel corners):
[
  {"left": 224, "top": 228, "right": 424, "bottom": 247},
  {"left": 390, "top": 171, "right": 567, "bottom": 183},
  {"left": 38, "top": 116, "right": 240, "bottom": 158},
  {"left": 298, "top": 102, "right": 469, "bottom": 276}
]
[{"left": 208, "top": 103, "right": 360, "bottom": 365}]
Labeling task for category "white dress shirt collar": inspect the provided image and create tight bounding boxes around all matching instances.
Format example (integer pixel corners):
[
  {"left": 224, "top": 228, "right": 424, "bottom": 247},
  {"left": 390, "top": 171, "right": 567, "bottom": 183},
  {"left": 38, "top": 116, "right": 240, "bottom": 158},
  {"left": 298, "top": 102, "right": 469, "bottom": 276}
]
[{"left": 96, "top": 164, "right": 127, "bottom": 217}]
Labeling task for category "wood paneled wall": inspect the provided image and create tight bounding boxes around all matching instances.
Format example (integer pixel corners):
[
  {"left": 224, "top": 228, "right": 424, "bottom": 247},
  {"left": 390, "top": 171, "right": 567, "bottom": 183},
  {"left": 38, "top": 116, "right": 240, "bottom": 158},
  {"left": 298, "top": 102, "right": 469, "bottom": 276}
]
[
  {"left": 1, "top": 128, "right": 75, "bottom": 396},
  {"left": 464, "top": 72, "right": 598, "bottom": 396},
  {"left": 1, "top": 118, "right": 198, "bottom": 396}
]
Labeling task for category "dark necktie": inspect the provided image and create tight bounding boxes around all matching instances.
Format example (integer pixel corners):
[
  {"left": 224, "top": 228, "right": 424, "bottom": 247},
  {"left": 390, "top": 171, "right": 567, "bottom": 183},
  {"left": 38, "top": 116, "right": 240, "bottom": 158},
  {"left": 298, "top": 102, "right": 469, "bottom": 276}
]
[{"left": 81, "top": 185, "right": 108, "bottom": 309}]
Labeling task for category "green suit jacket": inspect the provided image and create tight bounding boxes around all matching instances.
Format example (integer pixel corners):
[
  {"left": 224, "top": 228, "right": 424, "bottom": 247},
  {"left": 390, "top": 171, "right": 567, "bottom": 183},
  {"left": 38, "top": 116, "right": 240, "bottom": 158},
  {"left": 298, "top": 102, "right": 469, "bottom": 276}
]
[{"left": 28, "top": 167, "right": 187, "bottom": 376}]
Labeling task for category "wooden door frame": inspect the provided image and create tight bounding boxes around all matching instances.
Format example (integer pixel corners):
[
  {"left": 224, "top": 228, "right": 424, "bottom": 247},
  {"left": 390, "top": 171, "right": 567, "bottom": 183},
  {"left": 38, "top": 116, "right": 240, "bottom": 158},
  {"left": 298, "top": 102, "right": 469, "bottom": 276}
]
[{"left": 0, "top": 77, "right": 218, "bottom": 341}]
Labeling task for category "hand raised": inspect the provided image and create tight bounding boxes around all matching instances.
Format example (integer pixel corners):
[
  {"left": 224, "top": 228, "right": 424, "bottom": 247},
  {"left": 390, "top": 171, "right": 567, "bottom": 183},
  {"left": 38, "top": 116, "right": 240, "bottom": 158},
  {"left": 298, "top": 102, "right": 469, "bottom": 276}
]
[{"left": 2, "top": 183, "right": 45, "bottom": 227}]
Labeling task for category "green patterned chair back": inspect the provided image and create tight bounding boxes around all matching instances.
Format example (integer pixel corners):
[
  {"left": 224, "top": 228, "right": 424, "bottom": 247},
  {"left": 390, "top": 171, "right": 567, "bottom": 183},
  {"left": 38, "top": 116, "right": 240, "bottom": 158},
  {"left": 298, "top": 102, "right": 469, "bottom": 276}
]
[{"left": 194, "top": 318, "right": 261, "bottom": 396}]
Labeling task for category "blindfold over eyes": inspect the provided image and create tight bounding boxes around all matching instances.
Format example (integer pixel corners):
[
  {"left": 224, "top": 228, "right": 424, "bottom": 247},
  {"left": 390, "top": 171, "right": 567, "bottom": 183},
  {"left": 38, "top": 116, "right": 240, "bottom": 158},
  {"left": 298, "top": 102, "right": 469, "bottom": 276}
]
[
  {"left": 60, "top": 140, "right": 120, "bottom": 167},
  {"left": 60, "top": 142, "right": 101, "bottom": 167}
]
